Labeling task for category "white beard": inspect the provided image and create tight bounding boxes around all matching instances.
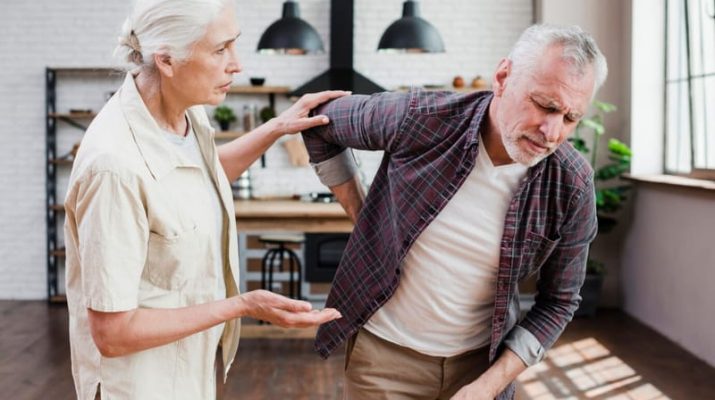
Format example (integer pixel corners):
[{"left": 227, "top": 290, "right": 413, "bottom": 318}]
[{"left": 502, "top": 134, "right": 554, "bottom": 167}]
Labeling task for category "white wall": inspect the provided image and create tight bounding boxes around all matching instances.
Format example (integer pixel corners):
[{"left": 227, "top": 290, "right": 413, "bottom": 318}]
[
  {"left": 621, "top": 185, "right": 715, "bottom": 366},
  {"left": 623, "top": 0, "right": 715, "bottom": 367},
  {"left": 0, "top": 0, "right": 532, "bottom": 299},
  {"left": 537, "top": 0, "right": 633, "bottom": 307}
]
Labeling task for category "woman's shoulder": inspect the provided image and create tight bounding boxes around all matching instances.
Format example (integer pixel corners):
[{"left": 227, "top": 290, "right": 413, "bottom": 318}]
[{"left": 71, "top": 98, "right": 146, "bottom": 186}]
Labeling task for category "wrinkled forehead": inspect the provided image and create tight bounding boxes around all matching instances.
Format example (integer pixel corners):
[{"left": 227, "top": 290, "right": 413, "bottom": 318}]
[{"left": 199, "top": 3, "right": 240, "bottom": 46}]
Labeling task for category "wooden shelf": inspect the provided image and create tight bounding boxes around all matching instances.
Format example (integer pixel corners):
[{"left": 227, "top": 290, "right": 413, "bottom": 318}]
[
  {"left": 49, "top": 294, "right": 67, "bottom": 303},
  {"left": 214, "top": 131, "right": 245, "bottom": 140},
  {"left": 49, "top": 112, "right": 96, "bottom": 119},
  {"left": 51, "top": 249, "right": 66, "bottom": 258},
  {"left": 49, "top": 158, "right": 74, "bottom": 165},
  {"left": 49, "top": 67, "right": 124, "bottom": 74},
  {"left": 49, "top": 204, "right": 65, "bottom": 212},
  {"left": 228, "top": 85, "right": 291, "bottom": 95}
]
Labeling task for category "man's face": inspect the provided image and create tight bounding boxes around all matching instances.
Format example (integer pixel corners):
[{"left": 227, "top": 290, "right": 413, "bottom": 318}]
[{"left": 493, "top": 45, "right": 595, "bottom": 167}]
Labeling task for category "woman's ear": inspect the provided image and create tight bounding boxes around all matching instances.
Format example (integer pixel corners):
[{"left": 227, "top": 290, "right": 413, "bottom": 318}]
[
  {"left": 492, "top": 58, "right": 512, "bottom": 97},
  {"left": 153, "top": 52, "right": 174, "bottom": 78}
]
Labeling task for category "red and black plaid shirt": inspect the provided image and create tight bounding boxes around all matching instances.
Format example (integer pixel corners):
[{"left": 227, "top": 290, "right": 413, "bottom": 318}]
[{"left": 303, "top": 89, "right": 596, "bottom": 398}]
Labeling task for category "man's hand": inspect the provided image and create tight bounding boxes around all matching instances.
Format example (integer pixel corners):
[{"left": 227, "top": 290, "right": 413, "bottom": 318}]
[
  {"left": 450, "top": 348, "right": 527, "bottom": 400},
  {"left": 271, "top": 90, "right": 351, "bottom": 136},
  {"left": 235, "top": 290, "right": 342, "bottom": 328},
  {"left": 450, "top": 381, "right": 497, "bottom": 400}
]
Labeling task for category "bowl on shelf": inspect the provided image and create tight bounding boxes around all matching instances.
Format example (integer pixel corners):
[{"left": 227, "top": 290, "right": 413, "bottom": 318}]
[{"left": 249, "top": 77, "right": 266, "bottom": 86}]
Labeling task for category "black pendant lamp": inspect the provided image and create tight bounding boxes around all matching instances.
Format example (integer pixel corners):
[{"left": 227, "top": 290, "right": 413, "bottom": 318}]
[
  {"left": 377, "top": 1, "right": 445, "bottom": 53},
  {"left": 257, "top": 1, "right": 324, "bottom": 55}
]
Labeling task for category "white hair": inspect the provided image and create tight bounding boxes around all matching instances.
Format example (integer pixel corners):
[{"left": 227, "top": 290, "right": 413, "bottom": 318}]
[
  {"left": 114, "top": 0, "right": 230, "bottom": 68},
  {"left": 508, "top": 24, "right": 608, "bottom": 92}
]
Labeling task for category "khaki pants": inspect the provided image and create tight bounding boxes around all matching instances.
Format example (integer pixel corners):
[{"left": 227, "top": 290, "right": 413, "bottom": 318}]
[{"left": 344, "top": 328, "right": 491, "bottom": 400}]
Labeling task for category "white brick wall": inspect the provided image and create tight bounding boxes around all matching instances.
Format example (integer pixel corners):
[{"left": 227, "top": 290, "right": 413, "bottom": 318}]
[{"left": 0, "top": 0, "right": 531, "bottom": 299}]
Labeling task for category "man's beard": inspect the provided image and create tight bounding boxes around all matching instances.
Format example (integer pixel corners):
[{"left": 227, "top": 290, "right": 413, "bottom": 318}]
[{"left": 503, "top": 132, "right": 555, "bottom": 167}]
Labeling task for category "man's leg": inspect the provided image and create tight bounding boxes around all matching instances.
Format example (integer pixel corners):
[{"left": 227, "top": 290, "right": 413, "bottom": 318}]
[
  {"left": 437, "top": 345, "right": 491, "bottom": 399},
  {"left": 343, "top": 328, "right": 442, "bottom": 400}
]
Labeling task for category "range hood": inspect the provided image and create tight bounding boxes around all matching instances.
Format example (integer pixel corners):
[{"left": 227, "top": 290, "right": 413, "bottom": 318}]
[{"left": 291, "top": 0, "right": 386, "bottom": 96}]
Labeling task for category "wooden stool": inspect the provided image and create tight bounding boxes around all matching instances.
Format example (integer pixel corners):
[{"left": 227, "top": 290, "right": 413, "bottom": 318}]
[{"left": 259, "top": 234, "right": 305, "bottom": 300}]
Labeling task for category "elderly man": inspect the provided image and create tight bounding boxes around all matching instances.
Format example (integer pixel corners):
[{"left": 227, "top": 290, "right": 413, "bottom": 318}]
[{"left": 302, "top": 24, "right": 607, "bottom": 400}]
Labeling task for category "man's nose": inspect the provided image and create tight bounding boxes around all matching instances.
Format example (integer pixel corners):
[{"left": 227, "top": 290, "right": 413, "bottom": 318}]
[{"left": 539, "top": 114, "right": 563, "bottom": 143}]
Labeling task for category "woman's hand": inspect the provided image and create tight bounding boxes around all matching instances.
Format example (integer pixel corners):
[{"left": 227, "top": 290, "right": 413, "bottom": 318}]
[
  {"left": 270, "top": 90, "right": 351, "bottom": 136},
  {"left": 235, "top": 290, "right": 342, "bottom": 328}
]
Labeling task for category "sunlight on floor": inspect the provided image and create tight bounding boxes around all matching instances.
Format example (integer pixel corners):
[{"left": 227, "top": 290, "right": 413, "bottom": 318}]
[{"left": 516, "top": 338, "right": 671, "bottom": 399}]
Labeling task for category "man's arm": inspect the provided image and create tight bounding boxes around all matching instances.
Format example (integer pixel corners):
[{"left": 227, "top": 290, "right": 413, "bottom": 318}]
[
  {"left": 453, "top": 181, "right": 597, "bottom": 398},
  {"left": 330, "top": 175, "right": 365, "bottom": 223},
  {"left": 450, "top": 348, "right": 526, "bottom": 400},
  {"left": 302, "top": 91, "right": 412, "bottom": 218},
  {"left": 218, "top": 90, "right": 349, "bottom": 182}
]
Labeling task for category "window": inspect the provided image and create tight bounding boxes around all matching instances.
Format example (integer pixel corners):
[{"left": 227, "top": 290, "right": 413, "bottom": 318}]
[{"left": 665, "top": 0, "right": 715, "bottom": 178}]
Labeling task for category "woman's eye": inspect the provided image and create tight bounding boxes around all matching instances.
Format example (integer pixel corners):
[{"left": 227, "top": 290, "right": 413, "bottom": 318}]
[{"left": 217, "top": 48, "right": 226, "bottom": 54}]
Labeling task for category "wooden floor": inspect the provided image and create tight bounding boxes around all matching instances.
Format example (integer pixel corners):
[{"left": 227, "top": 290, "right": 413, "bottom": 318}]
[{"left": 1, "top": 301, "right": 713, "bottom": 399}]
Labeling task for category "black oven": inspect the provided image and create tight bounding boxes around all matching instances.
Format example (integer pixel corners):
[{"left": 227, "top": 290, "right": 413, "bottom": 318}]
[{"left": 304, "top": 233, "right": 351, "bottom": 282}]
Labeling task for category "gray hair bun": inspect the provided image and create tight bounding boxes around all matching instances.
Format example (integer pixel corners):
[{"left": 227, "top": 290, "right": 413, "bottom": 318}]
[{"left": 115, "top": 20, "right": 144, "bottom": 65}]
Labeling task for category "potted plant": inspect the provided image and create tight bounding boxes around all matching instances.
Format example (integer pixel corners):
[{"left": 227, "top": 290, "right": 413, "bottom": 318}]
[
  {"left": 569, "top": 101, "right": 632, "bottom": 317},
  {"left": 213, "top": 105, "right": 236, "bottom": 131},
  {"left": 259, "top": 106, "right": 276, "bottom": 124}
]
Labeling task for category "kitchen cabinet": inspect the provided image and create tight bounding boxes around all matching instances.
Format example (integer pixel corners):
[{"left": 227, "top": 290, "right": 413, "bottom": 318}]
[{"left": 234, "top": 199, "right": 352, "bottom": 302}]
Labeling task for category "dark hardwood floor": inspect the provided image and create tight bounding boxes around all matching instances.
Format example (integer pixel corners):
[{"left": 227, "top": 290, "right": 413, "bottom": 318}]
[{"left": 1, "top": 301, "right": 713, "bottom": 399}]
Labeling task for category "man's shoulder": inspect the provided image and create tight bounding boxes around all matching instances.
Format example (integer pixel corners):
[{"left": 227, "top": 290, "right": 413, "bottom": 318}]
[
  {"left": 549, "top": 141, "right": 594, "bottom": 188},
  {"left": 407, "top": 88, "right": 493, "bottom": 117}
]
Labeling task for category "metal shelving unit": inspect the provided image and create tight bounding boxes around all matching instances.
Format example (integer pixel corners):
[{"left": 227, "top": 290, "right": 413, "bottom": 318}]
[{"left": 45, "top": 67, "right": 122, "bottom": 302}]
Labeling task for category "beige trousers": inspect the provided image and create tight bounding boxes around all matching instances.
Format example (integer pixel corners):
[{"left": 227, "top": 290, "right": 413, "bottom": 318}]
[{"left": 343, "top": 328, "right": 491, "bottom": 400}]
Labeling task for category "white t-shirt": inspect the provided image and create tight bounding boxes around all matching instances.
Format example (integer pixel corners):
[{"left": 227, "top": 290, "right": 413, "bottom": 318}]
[{"left": 365, "top": 137, "right": 528, "bottom": 357}]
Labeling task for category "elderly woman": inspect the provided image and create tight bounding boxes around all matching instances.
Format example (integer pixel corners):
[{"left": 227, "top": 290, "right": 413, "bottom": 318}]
[{"left": 63, "top": 0, "right": 345, "bottom": 398}]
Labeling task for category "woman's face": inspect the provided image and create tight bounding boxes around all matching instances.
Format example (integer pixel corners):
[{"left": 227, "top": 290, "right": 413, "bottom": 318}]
[{"left": 169, "top": 4, "right": 242, "bottom": 106}]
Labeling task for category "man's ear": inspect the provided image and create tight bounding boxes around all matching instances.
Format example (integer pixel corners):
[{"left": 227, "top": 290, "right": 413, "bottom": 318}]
[
  {"left": 492, "top": 58, "right": 512, "bottom": 97},
  {"left": 154, "top": 52, "right": 174, "bottom": 78}
]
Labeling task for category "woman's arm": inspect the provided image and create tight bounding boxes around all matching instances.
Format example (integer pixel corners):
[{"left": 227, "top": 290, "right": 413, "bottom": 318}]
[
  {"left": 217, "top": 90, "right": 350, "bottom": 182},
  {"left": 88, "top": 290, "right": 340, "bottom": 358}
]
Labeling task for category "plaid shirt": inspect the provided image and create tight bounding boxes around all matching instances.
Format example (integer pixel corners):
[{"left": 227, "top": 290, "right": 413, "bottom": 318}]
[{"left": 303, "top": 89, "right": 596, "bottom": 399}]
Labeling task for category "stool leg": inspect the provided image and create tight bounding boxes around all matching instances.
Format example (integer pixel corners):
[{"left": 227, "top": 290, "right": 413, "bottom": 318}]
[
  {"left": 280, "top": 245, "right": 293, "bottom": 299},
  {"left": 287, "top": 250, "right": 302, "bottom": 300},
  {"left": 267, "top": 249, "right": 280, "bottom": 294},
  {"left": 261, "top": 249, "right": 270, "bottom": 291},
  {"left": 293, "top": 251, "right": 303, "bottom": 300},
  {"left": 260, "top": 248, "right": 275, "bottom": 325}
]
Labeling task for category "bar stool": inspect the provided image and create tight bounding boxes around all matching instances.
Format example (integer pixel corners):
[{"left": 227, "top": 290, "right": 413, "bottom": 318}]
[{"left": 259, "top": 233, "right": 305, "bottom": 300}]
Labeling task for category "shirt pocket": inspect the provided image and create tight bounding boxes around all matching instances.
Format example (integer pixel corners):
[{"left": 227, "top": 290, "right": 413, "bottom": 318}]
[
  {"left": 143, "top": 224, "right": 201, "bottom": 290},
  {"left": 521, "top": 231, "right": 560, "bottom": 276}
]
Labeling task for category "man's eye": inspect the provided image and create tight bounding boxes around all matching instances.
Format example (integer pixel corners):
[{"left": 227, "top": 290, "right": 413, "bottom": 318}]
[{"left": 217, "top": 48, "right": 226, "bottom": 54}]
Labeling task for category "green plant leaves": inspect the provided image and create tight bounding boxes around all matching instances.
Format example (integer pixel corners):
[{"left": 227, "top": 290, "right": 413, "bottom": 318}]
[
  {"left": 594, "top": 100, "right": 617, "bottom": 113},
  {"left": 580, "top": 117, "right": 605, "bottom": 136},
  {"left": 596, "top": 163, "right": 631, "bottom": 180},
  {"left": 575, "top": 101, "right": 631, "bottom": 275},
  {"left": 568, "top": 137, "right": 590, "bottom": 154},
  {"left": 213, "top": 105, "right": 237, "bottom": 124},
  {"left": 608, "top": 138, "right": 632, "bottom": 157}
]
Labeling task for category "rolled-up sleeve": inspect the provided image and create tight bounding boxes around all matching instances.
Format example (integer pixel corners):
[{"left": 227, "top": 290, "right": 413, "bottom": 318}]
[
  {"left": 503, "top": 325, "right": 547, "bottom": 366},
  {"left": 312, "top": 149, "right": 360, "bottom": 187},
  {"left": 73, "top": 171, "right": 149, "bottom": 312}
]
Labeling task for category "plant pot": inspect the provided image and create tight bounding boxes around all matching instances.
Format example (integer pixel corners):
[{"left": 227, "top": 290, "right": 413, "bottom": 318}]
[
  {"left": 575, "top": 274, "right": 604, "bottom": 318},
  {"left": 218, "top": 121, "right": 231, "bottom": 131}
]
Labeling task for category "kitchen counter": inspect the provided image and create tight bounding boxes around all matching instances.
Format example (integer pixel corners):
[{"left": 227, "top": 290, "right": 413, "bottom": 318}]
[{"left": 234, "top": 199, "right": 353, "bottom": 233}]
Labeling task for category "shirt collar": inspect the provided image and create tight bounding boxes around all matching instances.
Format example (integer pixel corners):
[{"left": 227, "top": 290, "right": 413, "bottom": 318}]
[
  {"left": 467, "top": 91, "right": 494, "bottom": 150},
  {"left": 118, "top": 72, "right": 217, "bottom": 180}
]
